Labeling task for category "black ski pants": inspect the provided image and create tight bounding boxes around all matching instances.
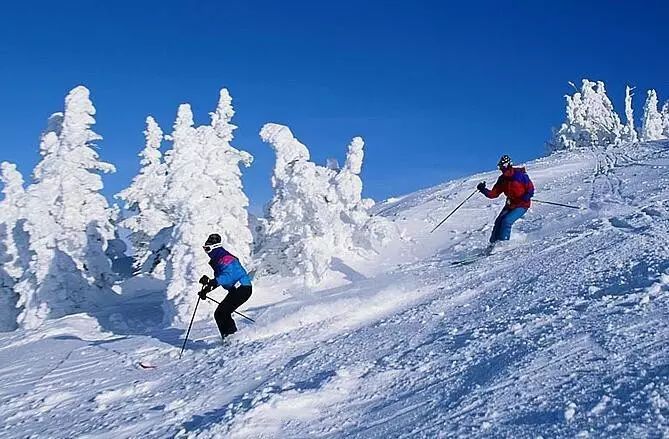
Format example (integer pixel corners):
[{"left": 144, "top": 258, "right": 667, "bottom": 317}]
[{"left": 214, "top": 285, "right": 252, "bottom": 338}]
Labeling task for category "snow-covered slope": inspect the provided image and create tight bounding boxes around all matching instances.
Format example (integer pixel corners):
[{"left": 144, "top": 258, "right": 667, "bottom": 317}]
[{"left": 2, "top": 142, "right": 669, "bottom": 438}]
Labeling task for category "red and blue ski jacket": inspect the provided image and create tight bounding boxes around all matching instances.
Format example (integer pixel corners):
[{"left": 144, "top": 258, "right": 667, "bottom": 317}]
[
  {"left": 481, "top": 166, "right": 534, "bottom": 209},
  {"left": 208, "top": 247, "right": 252, "bottom": 289}
]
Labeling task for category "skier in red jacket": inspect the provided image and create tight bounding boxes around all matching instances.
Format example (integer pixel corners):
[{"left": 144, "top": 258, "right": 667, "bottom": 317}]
[{"left": 477, "top": 155, "right": 534, "bottom": 244}]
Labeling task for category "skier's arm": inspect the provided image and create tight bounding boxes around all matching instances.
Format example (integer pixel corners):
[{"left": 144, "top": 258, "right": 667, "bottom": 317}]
[{"left": 481, "top": 177, "right": 504, "bottom": 199}]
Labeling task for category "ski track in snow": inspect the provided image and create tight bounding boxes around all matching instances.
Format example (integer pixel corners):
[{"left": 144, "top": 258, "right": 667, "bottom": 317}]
[{"left": 2, "top": 144, "right": 669, "bottom": 438}]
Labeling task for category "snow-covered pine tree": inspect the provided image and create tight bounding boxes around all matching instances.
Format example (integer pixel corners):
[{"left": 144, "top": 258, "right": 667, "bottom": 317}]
[
  {"left": 0, "top": 162, "right": 26, "bottom": 330},
  {"left": 332, "top": 137, "right": 398, "bottom": 252},
  {"left": 201, "top": 89, "right": 254, "bottom": 262},
  {"left": 621, "top": 85, "right": 639, "bottom": 143},
  {"left": 332, "top": 137, "right": 366, "bottom": 216},
  {"left": 116, "top": 116, "right": 171, "bottom": 270},
  {"left": 551, "top": 80, "right": 624, "bottom": 151},
  {"left": 661, "top": 101, "right": 669, "bottom": 138},
  {"left": 162, "top": 104, "right": 200, "bottom": 323},
  {"left": 14, "top": 86, "right": 117, "bottom": 329},
  {"left": 258, "top": 123, "right": 338, "bottom": 285},
  {"left": 640, "top": 89, "right": 665, "bottom": 141},
  {"left": 0, "top": 225, "right": 17, "bottom": 331},
  {"left": 258, "top": 125, "right": 398, "bottom": 286},
  {"left": 162, "top": 89, "right": 254, "bottom": 325}
]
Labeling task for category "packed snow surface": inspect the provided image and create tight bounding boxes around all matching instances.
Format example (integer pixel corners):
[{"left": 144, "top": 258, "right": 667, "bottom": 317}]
[{"left": 2, "top": 142, "right": 669, "bottom": 438}]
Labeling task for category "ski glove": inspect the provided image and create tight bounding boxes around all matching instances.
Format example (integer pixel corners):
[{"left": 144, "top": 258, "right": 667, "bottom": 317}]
[
  {"left": 198, "top": 288, "right": 208, "bottom": 300},
  {"left": 477, "top": 181, "right": 486, "bottom": 191},
  {"left": 199, "top": 275, "right": 218, "bottom": 289},
  {"left": 207, "top": 278, "right": 218, "bottom": 289}
]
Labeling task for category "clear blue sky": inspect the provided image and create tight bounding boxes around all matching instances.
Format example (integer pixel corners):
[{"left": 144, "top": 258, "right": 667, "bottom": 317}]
[{"left": 1, "top": 1, "right": 668, "bottom": 212}]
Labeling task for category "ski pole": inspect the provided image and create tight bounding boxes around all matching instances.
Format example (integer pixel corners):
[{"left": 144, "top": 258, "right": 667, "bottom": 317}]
[
  {"left": 430, "top": 189, "right": 479, "bottom": 233},
  {"left": 179, "top": 292, "right": 203, "bottom": 359},
  {"left": 532, "top": 199, "right": 582, "bottom": 210},
  {"left": 204, "top": 296, "right": 256, "bottom": 323},
  {"left": 235, "top": 310, "right": 255, "bottom": 323}
]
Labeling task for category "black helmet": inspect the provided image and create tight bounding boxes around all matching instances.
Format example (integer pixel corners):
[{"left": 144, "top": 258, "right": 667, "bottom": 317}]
[
  {"left": 203, "top": 233, "right": 223, "bottom": 252},
  {"left": 497, "top": 155, "right": 512, "bottom": 169}
]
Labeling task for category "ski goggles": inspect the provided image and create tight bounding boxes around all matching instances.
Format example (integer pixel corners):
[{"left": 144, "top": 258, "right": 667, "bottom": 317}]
[{"left": 203, "top": 242, "right": 224, "bottom": 253}]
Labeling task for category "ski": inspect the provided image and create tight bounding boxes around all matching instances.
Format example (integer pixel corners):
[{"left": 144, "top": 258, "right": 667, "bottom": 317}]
[
  {"left": 138, "top": 362, "right": 157, "bottom": 369},
  {"left": 451, "top": 244, "right": 497, "bottom": 266},
  {"left": 451, "top": 255, "right": 487, "bottom": 266}
]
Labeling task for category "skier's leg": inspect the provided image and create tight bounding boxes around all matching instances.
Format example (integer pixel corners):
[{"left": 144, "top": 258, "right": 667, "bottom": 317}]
[
  {"left": 230, "top": 285, "right": 252, "bottom": 310},
  {"left": 499, "top": 208, "right": 527, "bottom": 241},
  {"left": 214, "top": 287, "right": 238, "bottom": 337},
  {"left": 214, "top": 286, "right": 252, "bottom": 338},
  {"left": 225, "top": 285, "right": 252, "bottom": 329},
  {"left": 490, "top": 208, "right": 509, "bottom": 243}
]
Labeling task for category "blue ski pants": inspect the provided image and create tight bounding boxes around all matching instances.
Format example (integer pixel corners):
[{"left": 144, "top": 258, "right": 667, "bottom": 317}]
[{"left": 490, "top": 207, "right": 527, "bottom": 243}]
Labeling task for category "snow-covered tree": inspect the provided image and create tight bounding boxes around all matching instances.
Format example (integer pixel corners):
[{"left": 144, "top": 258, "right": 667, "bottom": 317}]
[
  {"left": 162, "top": 89, "right": 254, "bottom": 325},
  {"left": 661, "top": 101, "right": 669, "bottom": 138},
  {"left": 640, "top": 89, "right": 665, "bottom": 141},
  {"left": 0, "top": 225, "right": 17, "bottom": 331},
  {"left": 257, "top": 123, "right": 337, "bottom": 285},
  {"left": 332, "top": 137, "right": 397, "bottom": 251},
  {"left": 551, "top": 80, "right": 624, "bottom": 151},
  {"left": 14, "top": 86, "right": 116, "bottom": 329},
  {"left": 258, "top": 124, "right": 397, "bottom": 286},
  {"left": 200, "top": 89, "right": 254, "bottom": 262},
  {"left": 116, "top": 116, "right": 171, "bottom": 270},
  {"left": 0, "top": 162, "right": 26, "bottom": 330},
  {"left": 621, "top": 85, "right": 638, "bottom": 143}
]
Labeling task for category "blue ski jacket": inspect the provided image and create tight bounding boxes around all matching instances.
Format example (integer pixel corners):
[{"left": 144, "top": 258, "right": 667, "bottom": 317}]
[{"left": 208, "top": 247, "right": 252, "bottom": 289}]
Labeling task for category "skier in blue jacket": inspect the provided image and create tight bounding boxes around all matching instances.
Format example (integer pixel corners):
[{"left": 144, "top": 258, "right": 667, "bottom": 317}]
[{"left": 199, "top": 233, "right": 252, "bottom": 339}]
